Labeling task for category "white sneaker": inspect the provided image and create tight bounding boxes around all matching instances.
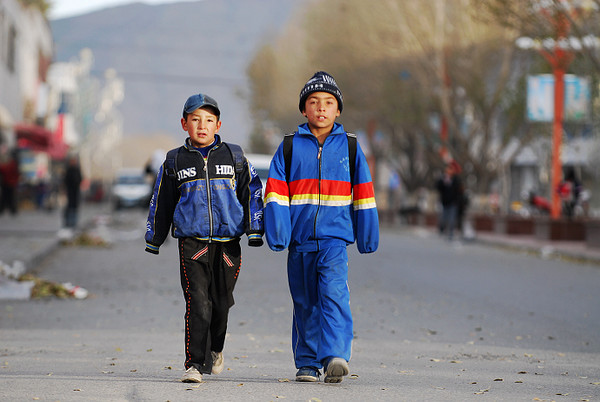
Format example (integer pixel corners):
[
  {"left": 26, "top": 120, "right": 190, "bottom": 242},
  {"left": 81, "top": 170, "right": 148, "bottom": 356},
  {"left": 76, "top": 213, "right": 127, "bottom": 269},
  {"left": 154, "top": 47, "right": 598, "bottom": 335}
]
[
  {"left": 211, "top": 351, "right": 224, "bottom": 374},
  {"left": 324, "top": 357, "right": 349, "bottom": 383},
  {"left": 181, "top": 366, "right": 202, "bottom": 383}
]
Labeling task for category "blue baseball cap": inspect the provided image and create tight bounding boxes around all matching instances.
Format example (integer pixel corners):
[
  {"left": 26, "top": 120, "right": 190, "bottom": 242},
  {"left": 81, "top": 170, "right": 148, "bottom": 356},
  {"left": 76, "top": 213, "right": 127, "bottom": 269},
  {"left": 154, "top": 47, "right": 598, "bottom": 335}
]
[{"left": 182, "top": 93, "right": 220, "bottom": 118}]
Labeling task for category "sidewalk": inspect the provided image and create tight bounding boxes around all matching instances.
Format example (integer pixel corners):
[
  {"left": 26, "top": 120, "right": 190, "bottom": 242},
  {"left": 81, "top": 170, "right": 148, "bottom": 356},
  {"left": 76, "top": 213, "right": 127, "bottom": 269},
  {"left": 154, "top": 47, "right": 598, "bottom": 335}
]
[
  {"left": 385, "top": 219, "right": 600, "bottom": 265},
  {"left": 0, "top": 203, "right": 110, "bottom": 298},
  {"left": 474, "top": 229, "right": 600, "bottom": 264}
]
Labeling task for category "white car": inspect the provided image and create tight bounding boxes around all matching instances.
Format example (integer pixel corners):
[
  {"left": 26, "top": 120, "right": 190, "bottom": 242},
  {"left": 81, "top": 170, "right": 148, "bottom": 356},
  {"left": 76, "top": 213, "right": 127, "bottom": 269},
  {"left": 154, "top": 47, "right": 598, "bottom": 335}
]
[{"left": 112, "top": 168, "right": 152, "bottom": 209}]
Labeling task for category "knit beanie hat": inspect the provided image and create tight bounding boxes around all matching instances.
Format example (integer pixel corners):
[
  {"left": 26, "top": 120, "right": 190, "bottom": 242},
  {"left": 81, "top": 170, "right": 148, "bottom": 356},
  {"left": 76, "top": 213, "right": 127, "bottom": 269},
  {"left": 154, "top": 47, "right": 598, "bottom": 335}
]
[{"left": 299, "top": 71, "right": 343, "bottom": 113}]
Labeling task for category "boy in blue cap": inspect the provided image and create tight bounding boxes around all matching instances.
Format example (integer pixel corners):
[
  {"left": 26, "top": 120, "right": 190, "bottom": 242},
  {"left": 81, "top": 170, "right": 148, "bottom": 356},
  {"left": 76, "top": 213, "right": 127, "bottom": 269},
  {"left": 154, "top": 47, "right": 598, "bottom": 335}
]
[
  {"left": 264, "top": 72, "right": 379, "bottom": 383},
  {"left": 145, "top": 93, "right": 264, "bottom": 383}
]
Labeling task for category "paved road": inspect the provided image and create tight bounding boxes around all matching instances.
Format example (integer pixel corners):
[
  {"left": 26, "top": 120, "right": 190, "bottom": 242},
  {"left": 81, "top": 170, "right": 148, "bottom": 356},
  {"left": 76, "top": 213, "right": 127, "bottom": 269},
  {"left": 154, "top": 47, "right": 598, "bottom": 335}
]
[{"left": 1, "top": 209, "right": 599, "bottom": 401}]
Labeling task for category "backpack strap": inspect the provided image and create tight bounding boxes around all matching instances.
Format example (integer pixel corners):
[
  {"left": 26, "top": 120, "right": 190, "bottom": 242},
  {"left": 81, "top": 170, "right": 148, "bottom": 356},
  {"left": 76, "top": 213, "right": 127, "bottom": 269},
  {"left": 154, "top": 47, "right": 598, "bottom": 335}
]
[
  {"left": 165, "top": 148, "right": 180, "bottom": 179},
  {"left": 224, "top": 142, "right": 245, "bottom": 177},
  {"left": 346, "top": 132, "right": 357, "bottom": 186},
  {"left": 283, "top": 133, "right": 295, "bottom": 183},
  {"left": 283, "top": 132, "right": 357, "bottom": 187}
]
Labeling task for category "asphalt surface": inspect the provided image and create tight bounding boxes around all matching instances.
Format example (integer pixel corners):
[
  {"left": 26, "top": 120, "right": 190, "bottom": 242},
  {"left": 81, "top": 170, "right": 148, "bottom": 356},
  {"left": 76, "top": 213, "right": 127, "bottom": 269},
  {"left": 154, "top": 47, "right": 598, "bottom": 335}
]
[{"left": 1, "top": 205, "right": 599, "bottom": 402}]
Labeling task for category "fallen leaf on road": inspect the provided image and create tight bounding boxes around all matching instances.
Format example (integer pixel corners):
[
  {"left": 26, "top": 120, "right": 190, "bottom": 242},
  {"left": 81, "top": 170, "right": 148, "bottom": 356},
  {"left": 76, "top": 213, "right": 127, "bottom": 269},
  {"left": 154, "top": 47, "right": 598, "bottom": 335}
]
[
  {"left": 450, "top": 360, "right": 462, "bottom": 364},
  {"left": 493, "top": 378, "right": 503, "bottom": 381},
  {"left": 278, "top": 378, "right": 290, "bottom": 382}
]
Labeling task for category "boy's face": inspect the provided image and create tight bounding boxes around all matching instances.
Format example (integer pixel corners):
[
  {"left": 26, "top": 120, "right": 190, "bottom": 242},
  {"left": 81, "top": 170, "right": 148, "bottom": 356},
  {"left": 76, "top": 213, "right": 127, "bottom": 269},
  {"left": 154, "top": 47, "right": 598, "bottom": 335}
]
[
  {"left": 302, "top": 92, "right": 340, "bottom": 131},
  {"left": 181, "top": 107, "right": 221, "bottom": 148}
]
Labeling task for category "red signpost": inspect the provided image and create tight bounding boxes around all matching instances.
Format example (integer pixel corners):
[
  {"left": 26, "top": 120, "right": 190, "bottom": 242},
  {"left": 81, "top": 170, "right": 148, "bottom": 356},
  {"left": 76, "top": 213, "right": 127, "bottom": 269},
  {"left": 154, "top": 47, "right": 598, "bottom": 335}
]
[{"left": 537, "top": 10, "right": 575, "bottom": 219}]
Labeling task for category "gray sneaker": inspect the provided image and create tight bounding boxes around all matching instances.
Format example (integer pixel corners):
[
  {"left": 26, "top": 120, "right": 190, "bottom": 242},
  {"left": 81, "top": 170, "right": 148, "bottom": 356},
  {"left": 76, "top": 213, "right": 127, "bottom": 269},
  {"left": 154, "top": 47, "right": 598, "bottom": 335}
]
[
  {"left": 324, "top": 358, "right": 349, "bottom": 383},
  {"left": 181, "top": 366, "right": 202, "bottom": 383},
  {"left": 211, "top": 351, "right": 224, "bottom": 374}
]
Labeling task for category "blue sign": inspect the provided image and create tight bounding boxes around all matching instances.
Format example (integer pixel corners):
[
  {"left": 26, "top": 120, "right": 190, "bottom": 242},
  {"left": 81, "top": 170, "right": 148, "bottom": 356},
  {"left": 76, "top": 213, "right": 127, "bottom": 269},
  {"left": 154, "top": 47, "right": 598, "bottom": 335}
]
[{"left": 526, "top": 74, "right": 590, "bottom": 122}]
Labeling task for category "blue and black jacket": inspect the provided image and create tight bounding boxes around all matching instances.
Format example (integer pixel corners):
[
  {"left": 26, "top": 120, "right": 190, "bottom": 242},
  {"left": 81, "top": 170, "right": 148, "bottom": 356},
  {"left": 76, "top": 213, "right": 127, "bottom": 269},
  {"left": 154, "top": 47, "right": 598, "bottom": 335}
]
[{"left": 145, "top": 136, "right": 264, "bottom": 254}]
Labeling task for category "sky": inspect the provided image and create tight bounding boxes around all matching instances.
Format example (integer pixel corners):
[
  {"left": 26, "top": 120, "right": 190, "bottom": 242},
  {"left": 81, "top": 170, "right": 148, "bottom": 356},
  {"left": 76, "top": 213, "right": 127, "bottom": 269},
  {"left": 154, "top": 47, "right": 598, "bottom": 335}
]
[{"left": 48, "top": 0, "right": 200, "bottom": 20}]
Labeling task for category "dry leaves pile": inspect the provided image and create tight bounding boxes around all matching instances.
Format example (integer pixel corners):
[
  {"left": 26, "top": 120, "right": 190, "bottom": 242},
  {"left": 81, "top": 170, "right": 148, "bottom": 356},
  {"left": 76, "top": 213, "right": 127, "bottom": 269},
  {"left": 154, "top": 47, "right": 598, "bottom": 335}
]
[{"left": 18, "top": 273, "right": 87, "bottom": 299}]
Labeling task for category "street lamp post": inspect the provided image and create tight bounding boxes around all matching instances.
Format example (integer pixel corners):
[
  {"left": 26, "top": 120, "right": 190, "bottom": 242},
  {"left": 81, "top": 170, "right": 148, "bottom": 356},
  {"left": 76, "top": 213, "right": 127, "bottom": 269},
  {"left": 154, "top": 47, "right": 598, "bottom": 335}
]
[
  {"left": 517, "top": 12, "right": 574, "bottom": 220},
  {"left": 539, "top": 12, "right": 574, "bottom": 220}
]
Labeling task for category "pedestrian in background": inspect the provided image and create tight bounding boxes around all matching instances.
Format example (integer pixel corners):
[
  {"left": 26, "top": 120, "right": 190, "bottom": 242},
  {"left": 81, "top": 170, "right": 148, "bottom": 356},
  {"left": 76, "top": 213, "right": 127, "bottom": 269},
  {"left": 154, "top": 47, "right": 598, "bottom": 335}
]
[
  {"left": 0, "top": 147, "right": 19, "bottom": 216},
  {"left": 435, "top": 162, "right": 462, "bottom": 240},
  {"left": 63, "top": 154, "right": 82, "bottom": 229},
  {"left": 558, "top": 168, "right": 583, "bottom": 218},
  {"left": 144, "top": 93, "right": 264, "bottom": 383},
  {"left": 264, "top": 71, "right": 379, "bottom": 383}
]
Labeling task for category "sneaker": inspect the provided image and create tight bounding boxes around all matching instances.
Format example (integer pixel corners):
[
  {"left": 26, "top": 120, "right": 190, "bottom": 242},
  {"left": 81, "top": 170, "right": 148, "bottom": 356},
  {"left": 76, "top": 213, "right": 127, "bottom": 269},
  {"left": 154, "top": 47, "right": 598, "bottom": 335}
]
[
  {"left": 324, "top": 358, "right": 349, "bottom": 383},
  {"left": 295, "top": 366, "right": 320, "bottom": 382},
  {"left": 211, "top": 351, "right": 224, "bottom": 374},
  {"left": 181, "top": 366, "right": 202, "bottom": 383}
]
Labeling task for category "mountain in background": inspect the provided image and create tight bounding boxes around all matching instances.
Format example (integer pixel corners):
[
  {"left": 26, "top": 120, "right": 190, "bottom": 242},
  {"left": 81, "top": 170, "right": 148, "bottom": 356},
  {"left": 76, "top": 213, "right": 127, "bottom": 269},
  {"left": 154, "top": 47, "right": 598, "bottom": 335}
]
[{"left": 50, "top": 0, "right": 302, "bottom": 147}]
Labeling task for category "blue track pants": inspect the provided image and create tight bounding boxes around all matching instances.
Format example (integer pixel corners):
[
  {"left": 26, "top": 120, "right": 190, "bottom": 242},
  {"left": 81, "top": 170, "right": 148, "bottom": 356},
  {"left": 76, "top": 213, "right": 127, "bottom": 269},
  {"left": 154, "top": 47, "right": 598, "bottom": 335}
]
[{"left": 287, "top": 245, "right": 352, "bottom": 369}]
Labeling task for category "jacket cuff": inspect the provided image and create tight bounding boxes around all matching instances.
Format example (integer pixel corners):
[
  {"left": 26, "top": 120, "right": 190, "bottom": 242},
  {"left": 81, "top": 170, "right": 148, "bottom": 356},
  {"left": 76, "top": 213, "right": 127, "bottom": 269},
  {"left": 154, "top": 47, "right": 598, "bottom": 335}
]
[
  {"left": 248, "top": 233, "right": 263, "bottom": 247},
  {"left": 145, "top": 242, "right": 160, "bottom": 254}
]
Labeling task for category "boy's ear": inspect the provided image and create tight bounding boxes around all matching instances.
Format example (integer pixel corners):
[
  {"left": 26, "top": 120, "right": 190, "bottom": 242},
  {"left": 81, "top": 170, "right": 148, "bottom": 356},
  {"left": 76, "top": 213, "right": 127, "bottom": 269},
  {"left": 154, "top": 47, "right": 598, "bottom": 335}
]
[{"left": 181, "top": 117, "right": 187, "bottom": 130}]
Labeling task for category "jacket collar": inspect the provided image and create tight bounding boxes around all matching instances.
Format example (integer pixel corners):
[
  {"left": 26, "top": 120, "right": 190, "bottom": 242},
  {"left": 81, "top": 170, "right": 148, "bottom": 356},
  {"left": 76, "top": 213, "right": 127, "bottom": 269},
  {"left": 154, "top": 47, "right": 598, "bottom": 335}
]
[
  {"left": 297, "top": 122, "right": 345, "bottom": 137},
  {"left": 184, "top": 134, "right": 222, "bottom": 151}
]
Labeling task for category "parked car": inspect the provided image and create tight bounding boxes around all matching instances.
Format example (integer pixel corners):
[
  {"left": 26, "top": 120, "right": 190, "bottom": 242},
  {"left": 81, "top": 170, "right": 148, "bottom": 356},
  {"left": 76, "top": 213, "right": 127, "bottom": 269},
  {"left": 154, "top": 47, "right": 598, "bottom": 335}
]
[{"left": 112, "top": 168, "right": 152, "bottom": 209}]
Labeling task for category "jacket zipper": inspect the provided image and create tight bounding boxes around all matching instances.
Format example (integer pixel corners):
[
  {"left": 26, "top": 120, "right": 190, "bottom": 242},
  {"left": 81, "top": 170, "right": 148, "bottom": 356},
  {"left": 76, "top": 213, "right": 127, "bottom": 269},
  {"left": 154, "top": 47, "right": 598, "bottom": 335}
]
[
  {"left": 204, "top": 150, "right": 213, "bottom": 241},
  {"left": 314, "top": 144, "right": 323, "bottom": 249}
]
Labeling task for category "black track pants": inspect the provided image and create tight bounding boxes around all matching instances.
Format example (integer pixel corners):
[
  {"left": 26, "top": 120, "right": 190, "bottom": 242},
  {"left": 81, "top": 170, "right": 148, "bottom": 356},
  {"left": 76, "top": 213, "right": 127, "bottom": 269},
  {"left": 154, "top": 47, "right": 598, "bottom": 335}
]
[{"left": 178, "top": 238, "right": 241, "bottom": 373}]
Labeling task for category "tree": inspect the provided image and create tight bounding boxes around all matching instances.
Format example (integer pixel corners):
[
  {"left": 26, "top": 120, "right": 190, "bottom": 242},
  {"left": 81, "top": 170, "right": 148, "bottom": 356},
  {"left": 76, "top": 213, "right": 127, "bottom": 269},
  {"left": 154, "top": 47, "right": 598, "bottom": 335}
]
[
  {"left": 245, "top": 0, "right": 553, "bottom": 200},
  {"left": 18, "top": 0, "right": 51, "bottom": 17},
  {"left": 475, "top": 0, "right": 600, "bottom": 72}
]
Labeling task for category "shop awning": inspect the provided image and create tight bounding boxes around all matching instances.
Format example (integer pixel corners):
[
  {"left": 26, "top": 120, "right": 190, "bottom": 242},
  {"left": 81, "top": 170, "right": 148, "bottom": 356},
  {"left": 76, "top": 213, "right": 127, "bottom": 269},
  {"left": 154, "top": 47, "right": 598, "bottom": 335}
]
[{"left": 15, "top": 123, "right": 67, "bottom": 159}]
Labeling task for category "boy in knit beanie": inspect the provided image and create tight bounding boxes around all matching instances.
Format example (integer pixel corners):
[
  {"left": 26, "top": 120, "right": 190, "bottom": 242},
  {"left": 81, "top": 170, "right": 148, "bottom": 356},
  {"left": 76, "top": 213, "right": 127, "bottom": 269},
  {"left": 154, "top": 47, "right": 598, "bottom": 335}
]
[{"left": 264, "top": 71, "right": 379, "bottom": 383}]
